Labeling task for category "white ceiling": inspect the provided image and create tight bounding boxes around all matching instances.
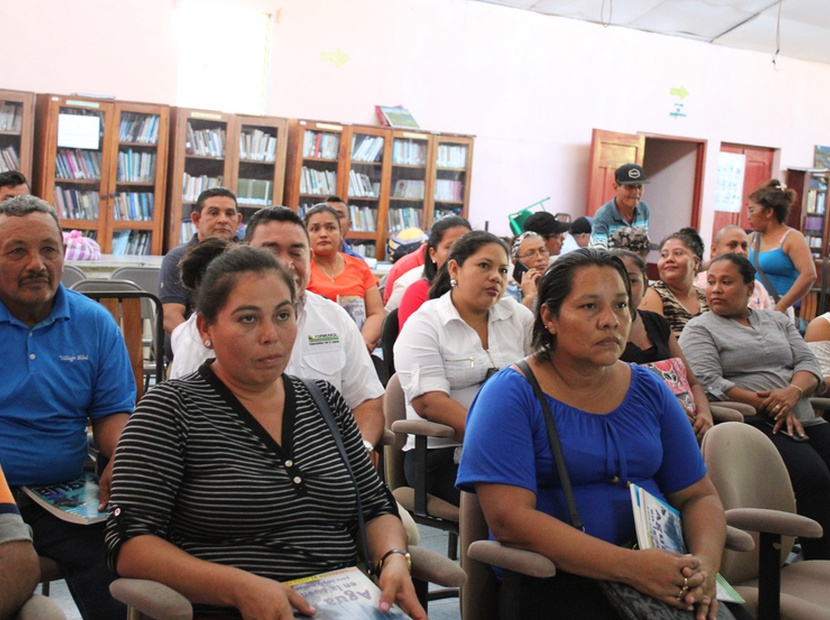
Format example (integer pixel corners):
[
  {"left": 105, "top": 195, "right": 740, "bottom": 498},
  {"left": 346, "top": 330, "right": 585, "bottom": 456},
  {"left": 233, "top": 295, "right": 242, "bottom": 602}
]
[{"left": 470, "top": 0, "right": 830, "bottom": 65}]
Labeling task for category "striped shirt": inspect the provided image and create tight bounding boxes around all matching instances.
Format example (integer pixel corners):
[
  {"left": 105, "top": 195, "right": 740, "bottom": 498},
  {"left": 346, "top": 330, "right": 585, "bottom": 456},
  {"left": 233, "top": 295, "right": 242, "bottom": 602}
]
[{"left": 105, "top": 365, "right": 394, "bottom": 615}]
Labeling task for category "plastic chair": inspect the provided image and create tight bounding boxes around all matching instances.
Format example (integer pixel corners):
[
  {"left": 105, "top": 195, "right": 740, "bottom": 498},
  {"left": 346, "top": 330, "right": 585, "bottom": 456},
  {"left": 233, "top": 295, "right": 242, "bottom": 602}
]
[
  {"left": 701, "top": 422, "right": 830, "bottom": 620},
  {"left": 71, "top": 280, "right": 164, "bottom": 399},
  {"left": 380, "top": 307, "right": 399, "bottom": 378},
  {"left": 111, "top": 266, "right": 161, "bottom": 296},
  {"left": 110, "top": 546, "right": 466, "bottom": 620},
  {"left": 13, "top": 593, "right": 66, "bottom": 620},
  {"left": 384, "top": 374, "right": 459, "bottom": 559},
  {"left": 60, "top": 265, "right": 87, "bottom": 289}
]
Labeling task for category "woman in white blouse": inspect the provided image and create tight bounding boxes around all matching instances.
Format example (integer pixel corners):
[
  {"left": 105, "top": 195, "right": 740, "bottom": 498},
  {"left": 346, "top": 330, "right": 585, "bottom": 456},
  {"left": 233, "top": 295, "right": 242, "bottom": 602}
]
[{"left": 394, "top": 231, "right": 534, "bottom": 505}]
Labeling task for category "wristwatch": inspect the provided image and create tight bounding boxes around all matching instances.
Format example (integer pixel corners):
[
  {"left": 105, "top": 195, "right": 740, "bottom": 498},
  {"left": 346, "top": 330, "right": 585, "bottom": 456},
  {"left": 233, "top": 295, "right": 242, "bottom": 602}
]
[
  {"left": 362, "top": 439, "right": 375, "bottom": 454},
  {"left": 377, "top": 549, "right": 411, "bottom": 574}
]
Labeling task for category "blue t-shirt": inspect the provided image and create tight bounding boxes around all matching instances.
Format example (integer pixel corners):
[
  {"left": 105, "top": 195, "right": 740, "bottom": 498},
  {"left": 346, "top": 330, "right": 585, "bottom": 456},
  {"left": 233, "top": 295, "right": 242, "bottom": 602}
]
[
  {"left": 0, "top": 285, "right": 136, "bottom": 486},
  {"left": 457, "top": 364, "right": 705, "bottom": 545}
]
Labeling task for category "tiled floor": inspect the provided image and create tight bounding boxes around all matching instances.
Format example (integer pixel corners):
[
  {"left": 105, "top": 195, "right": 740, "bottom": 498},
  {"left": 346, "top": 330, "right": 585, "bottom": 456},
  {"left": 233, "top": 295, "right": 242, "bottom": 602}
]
[{"left": 52, "top": 524, "right": 461, "bottom": 620}]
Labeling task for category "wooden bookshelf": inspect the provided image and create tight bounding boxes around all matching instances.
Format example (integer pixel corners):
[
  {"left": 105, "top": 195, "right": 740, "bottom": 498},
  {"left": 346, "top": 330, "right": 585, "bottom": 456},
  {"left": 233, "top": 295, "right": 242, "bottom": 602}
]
[
  {"left": 786, "top": 167, "right": 830, "bottom": 258},
  {"left": 0, "top": 89, "right": 35, "bottom": 180},
  {"left": 34, "top": 94, "right": 170, "bottom": 255},
  {"left": 166, "top": 108, "right": 289, "bottom": 251},
  {"left": 284, "top": 122, "right": 474, "bottom": 261}
]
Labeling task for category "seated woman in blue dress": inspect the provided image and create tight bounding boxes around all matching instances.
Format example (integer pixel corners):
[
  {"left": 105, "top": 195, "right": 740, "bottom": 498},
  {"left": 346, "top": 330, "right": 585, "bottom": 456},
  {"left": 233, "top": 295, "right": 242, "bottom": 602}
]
[
  {"left": 104, "top": 246, "right": 425, "bottom": 619},
  {"left": 457, "top": 248, "right": 730, "bottom": 619}
]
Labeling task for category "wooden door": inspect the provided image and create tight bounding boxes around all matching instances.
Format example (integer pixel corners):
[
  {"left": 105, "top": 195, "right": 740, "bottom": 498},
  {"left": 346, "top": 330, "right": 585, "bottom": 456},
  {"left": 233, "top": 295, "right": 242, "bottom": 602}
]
[
  {"left": 713, "top": 144, "right": 774, "bottom": 234},
  {"left": 585, "top": 129, "right": 646, "bottom": 216}
]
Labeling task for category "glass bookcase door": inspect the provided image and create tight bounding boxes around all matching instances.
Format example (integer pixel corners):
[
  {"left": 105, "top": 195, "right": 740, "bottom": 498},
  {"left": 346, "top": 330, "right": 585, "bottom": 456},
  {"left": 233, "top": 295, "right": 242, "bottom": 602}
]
[
  {"left": 52, "top": 106, "right": 108, "bottom": 243},
  {"left": 0, "top": 90, "right": 34, "bottom": 179},
  {"left": 804, "top": 172, "right": 829, "bottom": 258},
  {"left": 346, "top": 129, "right": 387, "bottom": 259},
  {"left": 297, "top": 126, "right": 341, "bottom": 219},
  {"left": 433, "top": 138, "right": 471, "bottom": 221},
  {"left": 388, "top": 132, "right": 431, "bottom": 256},
  {"left": 235, "top": 118, "right": 287, "bottom": 230},
  {"left": 179, "top": 117, "right": 228, "bottom": 243}
]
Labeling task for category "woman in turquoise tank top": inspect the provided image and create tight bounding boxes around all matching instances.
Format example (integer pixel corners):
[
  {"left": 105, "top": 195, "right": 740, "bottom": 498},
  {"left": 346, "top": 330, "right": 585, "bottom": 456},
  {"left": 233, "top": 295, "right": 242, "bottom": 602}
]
[{"left": 747, "top": 179, "right": 816, "bottom": 315}]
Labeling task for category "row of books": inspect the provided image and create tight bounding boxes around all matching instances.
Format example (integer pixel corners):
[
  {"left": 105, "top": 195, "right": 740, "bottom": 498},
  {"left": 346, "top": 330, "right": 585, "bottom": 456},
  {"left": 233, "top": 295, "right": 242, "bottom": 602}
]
[
  {"left": 112, "top": 230, "right": 153, "bottom": 255},
  {"left": 186, "top": 123, "right": 226, "bottom": 158},
  {"left": 806, "top": 189, "right": 827, "bottom": 216},
  {"left": 239, "top": 129, "right": 277, "bottom": 162},
  {"left": 0, "top": 146, "right": 20, "bottom": 172},
  {"left": 54, "top": 186, "right": 99, "bottom": 220},
  {"left": 303, "top": 131, "right": 340, "bottom": 159},
  {"left": 113, "top": 192, "right": 155, "bottom": 221},
  {"left": 348, "top": 170, "right": 379, "bottom": 198},
  {"left": 349, "top": 206, "right": 378, "bottom": 232},
  {"left": 299, "top": 166, "right": 337, "bottom": 196},
  {"left": 351, "top": 242, "right": 377, "bottom": 258},
  {"left": 392, "top": 139, "right": 427, "bottom": 166},
  {"left": 434, "top": 179, "right": 464, "bottom": 202},
  {"left": 435, "top": 144, "right": 468, "bottom": 168},
  {"left": 117, "top": 150, "right": 156, "bottom": 183},
  {"left": 392, "top": 179, "right": 425, "bottom": 199},
  {"left": 56, "top": 148, "right": 102, "bottom": 181},
  {"left": 435, "top": 207, "right": 464, "bottom": 221},
  {"left": 351, "top": 135, "right": 384, "bottom": 163},
  {"left": 118, "top": 113, "right": 160, "bottom": 144},
  {"left": 237, "top": 178, "right": 273, "bottom": 206},
  {"left": 182, "top": 173, "right": 223, "bottom": 203},
  {"left": 804, "top": 215, "right": 823, "bottom": 233},
  {"left": 809, "top": 236, "right": 824, "bottom": 249},
  {"left": 180, "top": 218, "right": 197, "bottom": 243},
  {"left": 387, "top": 207, "right": 422, "bottom": 231},
  {"left": 0, "top": 102, "right": 23, "bottom": 132}
]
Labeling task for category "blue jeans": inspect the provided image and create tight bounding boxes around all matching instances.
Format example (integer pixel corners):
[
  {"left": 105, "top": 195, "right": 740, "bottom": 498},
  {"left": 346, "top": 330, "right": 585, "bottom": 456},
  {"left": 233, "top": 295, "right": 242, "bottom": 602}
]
[{"left": 16, "top": 491, "right": 126, "bottom": 620}]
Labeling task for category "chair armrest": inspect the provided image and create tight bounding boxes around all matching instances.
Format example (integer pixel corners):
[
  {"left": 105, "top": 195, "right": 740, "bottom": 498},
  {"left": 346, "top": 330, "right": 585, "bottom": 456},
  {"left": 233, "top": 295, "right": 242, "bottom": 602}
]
[
  {"left": 378, "top": 428, "right": 396, "bottom": 446},
  {"left": 408, "top": 545, "right": 467, "bottom": 587},
  {"left": 725, "top": 525, "right": 755, "bottom": 552},
  {"left": 391, "top": 419, "right": 455, "bottom": 438},
  {"left": 709, "top": 405, "right": 744, "bottom": 423},
  {"left": 468, "top": 540, "right": 556, "bottom": 579},
  {"left": 810, "top": 396, "right": 830, "bottom": 411},
  {"left": 716, "top": 401, "right": 758, "bottom": 418},
  {"left": 109, "top": 578, "right": 193, "bottom": 620},
  {"left": 14, "top": 595, "right": 67, "bottom": 620},
  {"left": 726, "top": 507, "right": 823, "bottom": 539}
]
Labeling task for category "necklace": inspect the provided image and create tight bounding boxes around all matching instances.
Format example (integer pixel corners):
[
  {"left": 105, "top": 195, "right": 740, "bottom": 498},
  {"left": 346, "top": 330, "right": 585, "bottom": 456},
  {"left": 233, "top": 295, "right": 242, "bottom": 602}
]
[{"left": 316, "top": 256, "right": 341, "bottom": 282}]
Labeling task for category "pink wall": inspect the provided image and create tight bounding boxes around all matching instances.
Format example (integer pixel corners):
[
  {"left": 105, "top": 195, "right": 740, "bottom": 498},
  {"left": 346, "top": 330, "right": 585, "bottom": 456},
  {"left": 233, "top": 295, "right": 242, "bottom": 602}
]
[{"left": 4, "top": 0, "right": 830, "bottom": 244}]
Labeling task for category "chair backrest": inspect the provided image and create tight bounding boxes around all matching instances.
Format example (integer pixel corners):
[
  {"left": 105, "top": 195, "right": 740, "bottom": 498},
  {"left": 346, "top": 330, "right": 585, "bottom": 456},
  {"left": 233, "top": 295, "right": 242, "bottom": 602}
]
[
  {"left": 700, "top": 422, "right": 796, "bottom": 585},
  {"left": 71, "top": 281, "right": 165, "bottom": 400},
  {"left": 111, "top": 266, "right": 161, "bottom": 296},
  {"left": 459, "top": 490, "right": 500, "bottom": 620},
  {"left": 383, "top": 373, "right": 408, "bottom": 493},
  {"left": 60, "top": 265, "right": 87, "bottom": 289},
  {"left": 381, "top": 307, "right": 399, "bottom": 378}
]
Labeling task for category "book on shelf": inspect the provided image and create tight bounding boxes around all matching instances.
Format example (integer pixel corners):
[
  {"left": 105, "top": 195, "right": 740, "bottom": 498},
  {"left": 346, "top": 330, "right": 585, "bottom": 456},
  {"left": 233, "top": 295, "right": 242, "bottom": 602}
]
[
  {"left": 185, "top": 122, "right": 226, "bottom": 158},
  {"left": 0, "top": 145, "right": 20, "bottom": 173},
  {"left": 300, "top": 166, "right": 337, "bottom": 196},
  {"left": 387, "top": 208, "right": 421, "bottom": 231},
  {"left": 56, "top": 149, "right": 102, "bottom": 181},
  {"left": 392, "top": 140, "right": 427, "bottom": 166},
  {"left": 375, "top": 105, "right": 419, "bottom": 129},
  {"left": 21, "top": 472, "right": 108, "bottom": 525},
  {"left": 182, "top": 173, "right": 223, "bottom": 203},
  {"left": 181, "top": 218, "right": 197, "bottom": 244},
  {"left": 351, "top": 135, "right": 384, "bottom": 163},
  {"left": 0, "top": 101, "right": 23, "bottom": 132},
  {"left": 117, "top": 150, "right": 156, "bottom": 183},
  {"left": 302, "top": 131, "right": 340, "bottom": 159},
  {"left": 392, "top": 180, "right": 425, "bottom": 200},
  {"left": 435, "top": 144, "right": 468, "bottom": 168},
  {"left": 237, "top": 178, "right": 273, "bottom": 206},
  {"left": 348, "top": 170, "right": 377, "bottom": 198},
  {"left": 119, "top": 113, "right": 159, "bottom": 144},
  {"left": 54, "top": 186, "right": 100, "bottom": 220},
  {"left": 348, "top": 205, "right": 377, "bottom": 232},
  {"left": 113, "top": 192, "right": 154, "bottom": 221},
  {"left": 239, "top": 129, "right": 277, "bottom": 162},
  {"left": 286, "top": 566, "right": 410, "bottom": 619},
  {"left": 629, "top": 483, "right": 744, "bottom": 604},
  {"left": 434, "top": 179, "right": 463, "bottom": 202},
  {"left": 111, "top": 230, "right": 152, "bottom": 255}
]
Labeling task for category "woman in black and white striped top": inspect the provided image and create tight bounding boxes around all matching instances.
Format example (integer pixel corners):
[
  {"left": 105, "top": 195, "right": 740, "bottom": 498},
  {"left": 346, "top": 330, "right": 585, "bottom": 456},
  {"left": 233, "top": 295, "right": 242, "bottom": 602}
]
[{"left": 104, "top": 246, "right": 425, "bottom": 620}]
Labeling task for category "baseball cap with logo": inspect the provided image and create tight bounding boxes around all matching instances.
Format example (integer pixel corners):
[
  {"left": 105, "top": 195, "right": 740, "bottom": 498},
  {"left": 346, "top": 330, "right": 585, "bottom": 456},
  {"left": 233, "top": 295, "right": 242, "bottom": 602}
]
[{"left": 615, "top": 164, "right": 649, "bottom": 185}]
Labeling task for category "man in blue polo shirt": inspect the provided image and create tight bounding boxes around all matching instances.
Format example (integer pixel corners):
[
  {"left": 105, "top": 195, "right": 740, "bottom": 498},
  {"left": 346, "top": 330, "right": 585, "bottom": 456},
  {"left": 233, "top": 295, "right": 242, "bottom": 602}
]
[
  {"left": 0, "top": 195, "right": 134, "bottom": 620},
  {"left": 590, "top": 163, "right": 651, "bottom": 251}
]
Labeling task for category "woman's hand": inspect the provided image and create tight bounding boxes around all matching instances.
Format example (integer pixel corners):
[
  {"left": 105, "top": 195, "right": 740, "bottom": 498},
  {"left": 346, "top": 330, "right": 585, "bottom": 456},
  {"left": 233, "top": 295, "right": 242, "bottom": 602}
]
[
  {"left": 376, "top": 557, "right": 427, "bottom": 620},
  {"left": 232, "top": 572, "right": 316, "bottom": 620},
  {"left": 757, "top": 386, "right": 802, "bottom": 420},
  {"left": 689, "top": 407, "right": 713, "bottom": 442},
  {"left": 520, "top": 267, "right": 544, "bottom": 298},
  {"left": 624, "top": 549, "right": 709, "bottom": 612}
]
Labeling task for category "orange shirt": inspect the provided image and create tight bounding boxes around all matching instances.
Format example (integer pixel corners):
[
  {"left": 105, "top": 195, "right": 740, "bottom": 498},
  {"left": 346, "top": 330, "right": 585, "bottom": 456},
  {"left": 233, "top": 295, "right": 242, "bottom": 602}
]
[{"left": 308, "top": 253, "right": 379, "bottom": 302}]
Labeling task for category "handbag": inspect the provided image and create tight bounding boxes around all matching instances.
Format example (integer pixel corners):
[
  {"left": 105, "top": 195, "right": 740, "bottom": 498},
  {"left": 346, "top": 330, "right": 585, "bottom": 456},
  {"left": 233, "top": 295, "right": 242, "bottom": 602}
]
[
  {"left": 515, "top": 360, "right": 734, "bottom": 620},
  {"left": 640, "top": 357, "right": 695, "bottom": 414}
]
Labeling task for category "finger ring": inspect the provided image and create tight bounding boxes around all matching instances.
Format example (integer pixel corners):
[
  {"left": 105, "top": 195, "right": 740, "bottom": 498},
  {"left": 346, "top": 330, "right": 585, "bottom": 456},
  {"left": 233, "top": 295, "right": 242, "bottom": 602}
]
[
  {"left": 774, "top": 405, "right": 781, "bottom": 409},
  {"left": 683, "top": 576, "right": 688, "bottom": 588}
]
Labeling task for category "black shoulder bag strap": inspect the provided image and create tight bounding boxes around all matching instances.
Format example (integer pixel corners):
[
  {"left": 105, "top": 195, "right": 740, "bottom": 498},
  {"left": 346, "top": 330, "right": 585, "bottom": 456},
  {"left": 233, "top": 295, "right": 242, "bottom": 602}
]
[
  {"left": 300, "top": 378, "right": 374, "bottom": 576},
  {"left": 516, "top": 359, "right": 583, "bottom": 530},
  {"left": 752, "top": 232, "right": 781, "bottom": 304}
]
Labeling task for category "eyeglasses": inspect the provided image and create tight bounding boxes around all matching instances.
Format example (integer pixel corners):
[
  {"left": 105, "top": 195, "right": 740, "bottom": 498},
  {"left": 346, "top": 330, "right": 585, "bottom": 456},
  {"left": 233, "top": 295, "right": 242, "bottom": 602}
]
[{"left": 518, "top": 248, "right": 551, "bottom": 260}]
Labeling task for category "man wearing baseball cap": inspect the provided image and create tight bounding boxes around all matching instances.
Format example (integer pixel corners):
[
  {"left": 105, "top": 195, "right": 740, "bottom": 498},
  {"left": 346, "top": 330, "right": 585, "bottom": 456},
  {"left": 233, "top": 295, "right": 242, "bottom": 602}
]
[
  {"left": 590, "top": 163, "right": 651, "bottom": 251},
  {"left": 523, "top": 211, "right": 571, "bottom": 259}
]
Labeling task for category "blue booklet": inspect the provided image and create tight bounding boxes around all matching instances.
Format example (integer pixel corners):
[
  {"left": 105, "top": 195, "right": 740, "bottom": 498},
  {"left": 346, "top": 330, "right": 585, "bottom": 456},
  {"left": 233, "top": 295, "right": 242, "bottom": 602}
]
[{"left": 22, "top": 471, "right": 108, "bottom": 525}]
